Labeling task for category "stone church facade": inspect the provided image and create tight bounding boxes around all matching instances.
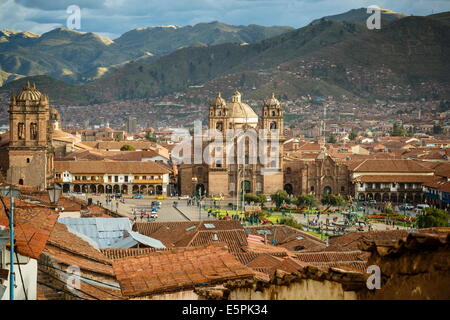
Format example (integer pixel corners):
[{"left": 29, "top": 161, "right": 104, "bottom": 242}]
[
  {"left": 283, "top": 155, "right": 352, "bottom": 198},
  {"left": 0, "top": 82, "right": 54, "bottom": 189},
  {"left": 179, "top": 91, "right": 285, "bottom": 197}
]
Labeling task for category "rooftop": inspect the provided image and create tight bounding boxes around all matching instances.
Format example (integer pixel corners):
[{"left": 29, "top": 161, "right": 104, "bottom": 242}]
[{"left": 112, "top": 243, "right": 255, "bottom": 298}]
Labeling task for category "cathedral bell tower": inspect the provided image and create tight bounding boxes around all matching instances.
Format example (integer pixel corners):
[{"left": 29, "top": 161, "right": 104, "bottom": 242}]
[
  {"left": 7, "top": 82, "right": 54, "bottom": 189},
  {"left": 261, "top": 93, "right": 284, "bottom": 134},
  {"left": 208, "top": 92, "right": 229, "bottom": 132}
]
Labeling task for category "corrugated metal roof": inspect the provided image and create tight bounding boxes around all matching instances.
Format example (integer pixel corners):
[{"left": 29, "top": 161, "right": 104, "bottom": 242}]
[
  {"left": 58, "top": 217, "right": 132, "bottom": 249},
  {"left": 110, "top": 231, "right": 165, "bottom": 249}
]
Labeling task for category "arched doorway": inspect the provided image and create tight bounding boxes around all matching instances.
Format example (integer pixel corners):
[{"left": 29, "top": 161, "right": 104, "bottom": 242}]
[
  {"left": 18, "top": 179, "right": 24, "bottom": 185},
  {"left": 74, "top": 184, "right": 81, "bottom": 193},
  {"left": 156, "top": 185, "right": 163, "bottom": 195},
  {"left": 382, "top": 193, "right": 390, "bottom": 202},
  {"left": 391, "top": 193, "right": 398, "bottom": 203},
  {"left": 140, "top": 185, "right": 148, "bottom": 195},
  {"left": 106, "top": 185, "right": 112, "bottom": 194},
  {"left": 132, "top": 185, "right": 140, "bottom": 194},
  {"left": 406, "top": 193, "right": 413, "bottom": 203},
  {"left": 374, "top": 193, "right": 381, "bottom": 202},
  {"left": 284, "top": 184, "right": 293, "bottom": 195},
  {"left": 82, "top": 185, "right": 88, "bottom": 193},
  {"left": 121, "top": 185, "right": 128, "bottom": 194},
  {"left": 241, "top": 181, "right": 251, "bottom": 194},
  {"left": 113, "top": 185, "right": 120, "bottom": 194},
  {"left": 89, "top": 185, "right": 97, "bottom": 193},
  {"left": 148, "top": 185, "right": 155, "bottom": 195},
  {"left": 414, "top": 193, "right": 422, "bottom": 203},
  {"left": 63, "top": 184, "right": 70, "bottom": 193},
  {"left": 366, "top": 193, "right": 373, "bottom": 200},
  {"left": 323, "top": 186, "right": 332, "bottom": 196},
  {"left": 358, "top": 193, "right": 365, "bottom": 201}
]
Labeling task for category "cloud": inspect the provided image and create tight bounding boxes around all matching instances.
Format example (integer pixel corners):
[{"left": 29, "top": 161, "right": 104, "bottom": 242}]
[{"left": 0, "top": 0, "right": 449, "bottom": 39}]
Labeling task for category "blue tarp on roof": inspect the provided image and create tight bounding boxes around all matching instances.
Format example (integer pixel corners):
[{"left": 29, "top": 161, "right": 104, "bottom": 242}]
[{"left": 58, "top": 217, "right": 165, "bottom": 249}]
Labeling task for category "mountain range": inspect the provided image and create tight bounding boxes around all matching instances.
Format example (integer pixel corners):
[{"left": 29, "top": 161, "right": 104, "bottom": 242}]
[
  {"left": 1, "top": 8, "right": 449, "bottom": 105},
  {"left": 0, "top": 22, "right": 293, "bottom": 85}
]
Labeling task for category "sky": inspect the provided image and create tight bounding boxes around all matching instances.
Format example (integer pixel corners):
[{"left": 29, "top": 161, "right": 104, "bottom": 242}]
[{"left": 0, "top": 0, "right": 449, "bottom": 39}]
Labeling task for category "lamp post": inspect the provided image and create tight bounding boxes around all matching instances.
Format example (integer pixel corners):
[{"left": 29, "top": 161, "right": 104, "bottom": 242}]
[
  {"left": 0, "top": 186, "right": 20, "bottom": 300},
  {"left": 47, "top": 183, "right": 62, "bottom": 208}
]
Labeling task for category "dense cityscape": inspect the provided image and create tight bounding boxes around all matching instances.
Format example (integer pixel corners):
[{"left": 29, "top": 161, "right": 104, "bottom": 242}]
[{"left": 0, "top": 0, "right": 449, "bottom": 308}]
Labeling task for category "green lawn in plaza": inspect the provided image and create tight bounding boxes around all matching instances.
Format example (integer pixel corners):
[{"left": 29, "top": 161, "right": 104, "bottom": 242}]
[{"left": 207, "top": 207, "right": 282, "bottom": 224}]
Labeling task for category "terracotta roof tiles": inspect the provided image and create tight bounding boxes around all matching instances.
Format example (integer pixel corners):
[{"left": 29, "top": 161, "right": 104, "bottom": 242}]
[{"left": 112, "top": 244, "right": 254, "bottom": 298}]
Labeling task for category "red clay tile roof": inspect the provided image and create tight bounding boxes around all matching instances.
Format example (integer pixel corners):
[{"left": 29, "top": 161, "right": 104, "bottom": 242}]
[
  {"left": 0, "top": 198, "right": 58, "bottom": 259},
  {"left": 326, "top": 230, "right": 409, "bottom": 252},
  {"left": 54, "top": 160, "right": 171, "bottom": 174},
  {"left": 353, "top": 175, "right": 436, "bottom": 183},
  {"left": 134, "top": 220, "right": 248, "bottom": 252},
  {"left": 43, "top": 223, "right": 114, "bottom": 276},
  {"left": 112, "top": 244, "right": 255, "bottom": 298},
  {"left": 245, "top": 225, "right": 326, "bottom": 250},
  {"left": 292, "top": 250, "right": 369, "bottom": 272},
  {"left": 351, "top": 159, "right": 433, "bottom": 173},
  {"left": 101, "top": 247, "right": 174, "bottom": 260},
  {"left": 187, "top": 230, "right": 248, "bottom": 253}
]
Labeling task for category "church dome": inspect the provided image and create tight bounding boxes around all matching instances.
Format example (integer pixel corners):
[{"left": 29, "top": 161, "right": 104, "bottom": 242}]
[
  {"left": 227, "top": 91, "right": 258, "bottom": 127},
  {"left": 16, "top": 81, "right": 43, "bottom": 102}
]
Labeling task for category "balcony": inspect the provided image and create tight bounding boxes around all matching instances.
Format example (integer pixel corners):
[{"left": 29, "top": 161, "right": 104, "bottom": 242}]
[
  {"left": 73, "top": 179, "right": 104, "bottom": 184},
  {"left": 365, "top": 187, "right": 392, "bottom": 192},
  {"left": 133, "top": 179, "right": 163, "bottom": 184}
]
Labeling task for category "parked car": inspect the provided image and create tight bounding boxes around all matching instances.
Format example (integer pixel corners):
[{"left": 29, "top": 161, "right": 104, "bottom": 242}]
[
  {"left": 399, "top": 204, "right": 414, "bottom": 211},
  {"left": 151, "top": 201, "right": 162, "bottom": 208},
  {"left": 416, "top": 204, "right": 430, "bottom": 211},
  {"left": 132, "top": 194, "right": 143, "bottom": 199},
  {"left": 156, "top": 195, "right": 166, "bottom": 200},
  {"left": 178, "top": 195, "right": 190, "bottom": 200},
  {"left": 150, "top": 213, "right": 158, "bottom": 219}
]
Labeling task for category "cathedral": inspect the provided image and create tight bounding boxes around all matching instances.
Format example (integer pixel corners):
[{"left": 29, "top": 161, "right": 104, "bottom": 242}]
[
  {"left": 0, "top": 82, "right": 54, "bottom": 189},
  {"left": 178, "top": 91, "right": 285, "bottom": 197}
]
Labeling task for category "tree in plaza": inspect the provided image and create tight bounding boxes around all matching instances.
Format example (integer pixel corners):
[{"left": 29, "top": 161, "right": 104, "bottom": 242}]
[
  {"left": 244, "top": 193, "right": 266, "bottom": 210},
  {"left": 432, "top": 125, "right": 443, "bottom": 135},
  {"left": 120, "top": 144, "right": 136, "bottom": 151},
  {"left": 327, "top": 134, "right": 337, "bottom": 144},
  {"left": 294, "top": 194, "right": 317, "bottom": 210},
  {"left": 349, "top": 129, "right": 358, "bottom": 141},
  {"left": 416, "top": 207, "right": 448, "bottom": 228},
  {"left": 271, "top": 190, "right": 290, "bottom": 209},
  {"left": 321, "top": 194, "right": 346, "bottom": 210}
]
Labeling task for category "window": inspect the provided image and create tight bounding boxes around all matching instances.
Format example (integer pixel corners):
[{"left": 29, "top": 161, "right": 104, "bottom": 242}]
[
  {"left": 134, "top": 176, "right": 139, "bottom": 180},
  {"left": 310, "top": 186, "right": 314, "bottom": 192},
  {"left": 142, "top": 176, "right": 147, "bottom": 180},
  {"left": 114, "top": 176, "right": 119, "bottom": 182},
  {"left": 18, "top": 123, "right": 25, "bottom": 140},
  {"left": 124, "top": 176, "right": 128, "bottom": 182},
  {"left": 30, "top": 122, "right": 38, "bottom": 140},
  {"left": 26, "top": 158, "right": 30, "bottom": 163},
  {"left": 109, "top": 176, "right": 112, "bottom": 182},
  {"left": 19, "top": 178, "right": 24, "bottom": 185}
]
